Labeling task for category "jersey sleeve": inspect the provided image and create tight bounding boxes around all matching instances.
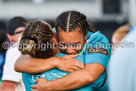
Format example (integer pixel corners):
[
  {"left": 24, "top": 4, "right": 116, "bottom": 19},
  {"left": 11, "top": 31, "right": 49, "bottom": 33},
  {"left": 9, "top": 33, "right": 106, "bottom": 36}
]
[
  {"left": 84, "top": 31, "right": 111, "bottom": 70},
  {"left": 52, "top": 28, "right": 56, "bottom": 32},
  {"left": 2, "top": 45, "right": 22, "bottom": 82}
]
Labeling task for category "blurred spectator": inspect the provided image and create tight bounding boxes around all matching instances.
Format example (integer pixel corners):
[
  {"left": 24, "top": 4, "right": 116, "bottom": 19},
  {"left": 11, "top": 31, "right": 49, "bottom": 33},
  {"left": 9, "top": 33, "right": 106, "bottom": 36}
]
[
  {"left": 0, "top": 32, "right": 6, "bottom": 85},
  {"left": 111, "top": 25, "right": 130, "bottom": 54},
  {"left": 7, "top": 17, "right": 26, "bottom": 43},
  {"left": 0, "top": 17, "right": 26, "bottom": 91},
  {"left": 109, "top": 29, "right": 136, "bottom": 91}
]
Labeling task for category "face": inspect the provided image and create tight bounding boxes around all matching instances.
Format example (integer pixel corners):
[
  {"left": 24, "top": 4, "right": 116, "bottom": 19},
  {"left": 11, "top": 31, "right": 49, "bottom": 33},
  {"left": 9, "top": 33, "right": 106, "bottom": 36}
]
[
  {"left": 12, "top": 27, "right": 25, "bottom": 42},
  {"left": 57, "top": 27, "right": 87, "bottom": 54}
]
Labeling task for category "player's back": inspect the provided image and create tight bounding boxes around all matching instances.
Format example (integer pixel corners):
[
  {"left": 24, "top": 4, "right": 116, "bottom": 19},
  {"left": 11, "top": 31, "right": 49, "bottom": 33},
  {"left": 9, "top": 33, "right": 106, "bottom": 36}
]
[{"left": 22, "top": 53, "right": 92, "bottom": 91}]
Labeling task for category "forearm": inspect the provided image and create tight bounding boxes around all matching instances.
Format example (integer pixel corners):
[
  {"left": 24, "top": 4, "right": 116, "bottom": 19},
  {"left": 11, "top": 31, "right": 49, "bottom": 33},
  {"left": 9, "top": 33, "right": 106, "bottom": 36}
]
[
  {"left": 46, "top": 69, "right": 92, "bottom": 90},
  {"left": 0, "top": 81, "right": 16, "bottom": 91},
  {"left": 15, "top": 55, "right": 58, "bottom": 74},
  {"left": 45, "top": 63, "right": 105, "bottom": 90}
]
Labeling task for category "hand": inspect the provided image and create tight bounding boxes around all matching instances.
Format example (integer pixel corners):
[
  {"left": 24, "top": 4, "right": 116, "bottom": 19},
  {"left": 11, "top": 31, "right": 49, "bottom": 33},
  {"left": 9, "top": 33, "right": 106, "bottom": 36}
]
[
  {"left": 56, "top": 54, "right": 84, "bottom": 72},
  {"left": 31, "top": 78, "right": 50, "bottom": 91}
]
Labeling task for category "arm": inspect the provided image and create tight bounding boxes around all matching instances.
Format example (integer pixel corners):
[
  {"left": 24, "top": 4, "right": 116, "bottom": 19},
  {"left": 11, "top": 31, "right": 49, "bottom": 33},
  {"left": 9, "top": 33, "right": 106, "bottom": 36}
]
[
  {"left": 31, "top": 63, "right": 105, "bottom": 90},
  {"left": 15, "top": 54, "right": 84, "bottom": 74},
  {"left": 0, "top": 81, "right": 16, "bottom": 91},
  {"left": 15, "top": 54, "right": 58, "bottom": 74},
  {"left": 1, "top": 47, "right": 22, "bottom": 91}
]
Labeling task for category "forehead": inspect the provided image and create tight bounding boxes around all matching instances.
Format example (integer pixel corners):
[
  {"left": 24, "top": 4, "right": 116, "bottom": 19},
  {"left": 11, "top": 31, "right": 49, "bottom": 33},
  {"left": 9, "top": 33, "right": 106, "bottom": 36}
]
[
  {"left": 57, "top": 30, "right": 84, "bottom": 43},
  {"left": 15, "top": 27, "right": 25, "bottom": 32}
]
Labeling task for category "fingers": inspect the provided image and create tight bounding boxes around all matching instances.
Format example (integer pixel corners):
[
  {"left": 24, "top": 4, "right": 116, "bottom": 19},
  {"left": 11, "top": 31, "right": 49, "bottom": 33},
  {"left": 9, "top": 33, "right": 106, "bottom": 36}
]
[
  {"left": 31, "top": 88, "right": 37, "bottom": 91},
  {"left": 70, "top": 64, "right": 84, "bottom": 72},
  {"left": 68, "top": 67, "right": 78, "bottom": 72},
  {"left": 69, "top": 65, "right": 84, "bottom": 72},
  {"left": 74, "top": 61, "right": 84, "bottom": 69},
  {"left": 69, "top": 54, "right": 78, "bottom": 58},
  {"left": 72, "top": 66, "right": 81, "bottom": 70},
  {"left": 69, "top": 69, "right": 75, "bottom": 72},
  {"left": 34, "top": 78, "right": 40, "bottom": 83},
  {"left": 31, "top": 85, "right": 37, "bottom": 89},
  {"left": 68, "top": 63, "right": 84, "bottom": 72},
  {"left": 68, "top": 55, "right": 84, "bottom": 69}
]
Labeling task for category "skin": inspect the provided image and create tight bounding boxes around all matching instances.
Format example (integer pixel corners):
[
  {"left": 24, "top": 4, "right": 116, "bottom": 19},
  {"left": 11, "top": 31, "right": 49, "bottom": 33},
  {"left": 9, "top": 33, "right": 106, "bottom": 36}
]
[
  {"left": 30, "top": 28, "right": 105, "bottom": 91},
  {"left": 7, "top": 27, "right": 25, "bottom": 43},
  {"left": 0, "top": 81, "right": 16, "bottom": 91},
  {"left": 31, "top": 63, "right": 105, "bottom": 91},
  {"left": 0, "top": 27, "right": 25, "bottom": 91},
  {"left": 111, "top": 35, "right": 121, "bottom": 54},
  {"left": 15, "top": 27, "right": 105, "bottom": 91},
  {"left": 57, "top": 27, "right": 86, "bottom": 55},
  {"left": 15, "top": 30, "right": 84, "bottom": 74}
]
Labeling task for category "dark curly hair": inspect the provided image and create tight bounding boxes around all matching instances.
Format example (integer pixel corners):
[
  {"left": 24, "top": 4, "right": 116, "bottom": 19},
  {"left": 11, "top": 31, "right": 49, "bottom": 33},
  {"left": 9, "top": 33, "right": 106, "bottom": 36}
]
[
  {"left": 7, "top": 16, "right": 26, "bottom": 35},
  {"left": 19, "top": 21, "right": 55, "bottom": 58},
  {"left": 55, "top": 10, "right": 95, "bottom": 36}
]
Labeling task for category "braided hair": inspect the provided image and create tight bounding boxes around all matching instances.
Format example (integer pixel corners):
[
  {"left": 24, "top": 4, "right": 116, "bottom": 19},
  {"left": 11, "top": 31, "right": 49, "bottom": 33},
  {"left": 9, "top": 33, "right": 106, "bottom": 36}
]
[
  {"left": 19, "top": 21, "right": 55, "bottom": 58},
  {"left": 55, "top": 10, "right": 95, "bottom": 36}
]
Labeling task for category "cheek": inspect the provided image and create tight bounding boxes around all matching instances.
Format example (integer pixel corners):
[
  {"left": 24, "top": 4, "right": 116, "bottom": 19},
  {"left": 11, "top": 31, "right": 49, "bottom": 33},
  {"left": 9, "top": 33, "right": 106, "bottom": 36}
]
[
  {"left": 15, "top": 35, "right": 20, "bottom": 40},
  {"left": 80, "top": 40, "right": 85, "bottom": 48},
  {"left": 15, "top": 34, "right": 21, "bottom": 40}
]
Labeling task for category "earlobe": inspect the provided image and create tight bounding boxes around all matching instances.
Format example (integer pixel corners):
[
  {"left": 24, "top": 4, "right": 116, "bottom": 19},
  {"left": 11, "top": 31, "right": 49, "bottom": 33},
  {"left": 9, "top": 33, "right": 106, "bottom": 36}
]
[
  {"left": 51, "top": 38, "right": 58, "bottom": 55},
  {"left": 85, "top": 34, "right": 87, "bottom": 40},
  {"left": 52, "top": 37, "right": 58, "bottom": 46},
  {"left": 7, "top": 34, "right": 13, "bottom": 42}
]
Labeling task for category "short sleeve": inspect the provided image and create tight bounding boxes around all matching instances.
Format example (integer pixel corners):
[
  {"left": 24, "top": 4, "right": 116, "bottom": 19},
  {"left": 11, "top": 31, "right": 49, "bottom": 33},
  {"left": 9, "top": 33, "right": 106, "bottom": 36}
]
[
  {"left": 84, "top": 31, "right": 111, "bottom": 70},
  {"left": 2, "top": 43, "right": 22, "bottom": 82}
]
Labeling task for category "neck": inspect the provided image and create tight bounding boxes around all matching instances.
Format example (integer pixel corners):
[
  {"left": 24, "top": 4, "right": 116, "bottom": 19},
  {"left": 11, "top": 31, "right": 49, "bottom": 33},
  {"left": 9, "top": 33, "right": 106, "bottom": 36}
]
[{"left": 55, "top": 46, "right": 61, "bottom": 55}]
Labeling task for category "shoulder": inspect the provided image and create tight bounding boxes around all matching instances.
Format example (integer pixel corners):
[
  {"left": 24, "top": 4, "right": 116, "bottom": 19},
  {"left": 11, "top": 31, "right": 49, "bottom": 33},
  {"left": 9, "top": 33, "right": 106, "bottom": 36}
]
[
  {"left": 86, "top": 31, "right": 111, "bottom": 54},
  {"left": 56, "top": 53, "right": 66, "bottom": 57},
  {"left": 87, "top": 31, "right": 109, "bottom": 44}
]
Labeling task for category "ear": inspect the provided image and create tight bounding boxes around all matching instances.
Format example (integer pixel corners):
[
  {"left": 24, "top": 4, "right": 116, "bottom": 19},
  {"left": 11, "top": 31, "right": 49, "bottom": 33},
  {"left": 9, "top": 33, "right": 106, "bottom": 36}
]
[
  {"left": 52, "top": 37, "right": 58, "bottom": 46},
  {"left": 7, "top": 34, "right": 13, "bottom": 42},
  {"left": 85, "top": 34, "right": 87, "bottom": 40}
]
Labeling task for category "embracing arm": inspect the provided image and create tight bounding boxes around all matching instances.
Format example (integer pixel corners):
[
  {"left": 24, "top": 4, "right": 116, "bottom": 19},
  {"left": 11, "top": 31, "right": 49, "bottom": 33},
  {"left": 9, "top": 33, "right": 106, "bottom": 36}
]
[
  {"left": 31, "top": 63, "right": 105, "bottom": 90},
  {"left": 14, "top": 54, "right": 84, "bottom": 74},
  {"left": 0, "top": 81, "right": 16, "bottom": 91},
  {"left": 14, "top": 54, "right": 58, "bottom": 74}
]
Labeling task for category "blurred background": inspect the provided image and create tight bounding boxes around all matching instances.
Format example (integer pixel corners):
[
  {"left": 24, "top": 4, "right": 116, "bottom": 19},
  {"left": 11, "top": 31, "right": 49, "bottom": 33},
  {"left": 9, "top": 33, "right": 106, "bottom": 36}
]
[{"left": 0, "top": 0, "right": 136, "bottom": 42}]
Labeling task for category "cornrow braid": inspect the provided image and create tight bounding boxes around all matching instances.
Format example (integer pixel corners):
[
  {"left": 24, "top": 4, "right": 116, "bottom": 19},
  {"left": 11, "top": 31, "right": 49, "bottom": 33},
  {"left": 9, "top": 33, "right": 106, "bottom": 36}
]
[
  {"left": 55, "top": 10, "right": 95, "bottom": 36},
  {"left": 19, "top": 21, "right": 55, "bottom": 58}
]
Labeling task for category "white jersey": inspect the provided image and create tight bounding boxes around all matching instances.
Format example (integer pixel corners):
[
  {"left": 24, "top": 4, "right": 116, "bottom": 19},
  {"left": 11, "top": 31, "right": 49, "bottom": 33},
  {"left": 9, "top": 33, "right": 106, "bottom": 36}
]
[
  {"left": 109, "top": 29, "right": 136, "bottom": 91},
  {"left": 2, "top": 40, "right": 25, "bottom": 91}
]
